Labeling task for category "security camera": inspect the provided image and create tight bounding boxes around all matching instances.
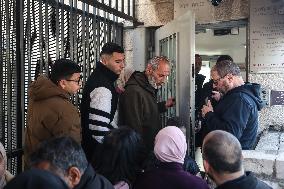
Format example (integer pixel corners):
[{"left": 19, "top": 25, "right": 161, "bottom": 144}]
[{"left": 209, "top": 0, "right": 223, "bottom": 6}]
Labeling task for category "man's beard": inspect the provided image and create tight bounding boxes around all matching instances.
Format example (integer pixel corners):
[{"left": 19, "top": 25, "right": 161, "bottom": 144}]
[{"left": 147, "top": 75, "right": 161, "bottom": 89}]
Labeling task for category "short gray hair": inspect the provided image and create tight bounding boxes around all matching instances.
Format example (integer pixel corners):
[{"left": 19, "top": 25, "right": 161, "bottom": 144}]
[
  {"left": 212, "top": 60, "right": 241, "bottom": 78},
  {"left": 147, "top": 56, "right": 171, "bottom": 71}
]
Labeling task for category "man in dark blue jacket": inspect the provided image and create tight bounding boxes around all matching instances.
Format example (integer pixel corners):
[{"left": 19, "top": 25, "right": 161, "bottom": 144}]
[{"left": 201, "top": 60, "right": 264, "bottom": 150}]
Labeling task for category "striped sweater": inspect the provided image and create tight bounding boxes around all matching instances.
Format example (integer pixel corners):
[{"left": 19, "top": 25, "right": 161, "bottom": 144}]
[{"left": 80, "top": 62, "right": 119, "bottom": 159}]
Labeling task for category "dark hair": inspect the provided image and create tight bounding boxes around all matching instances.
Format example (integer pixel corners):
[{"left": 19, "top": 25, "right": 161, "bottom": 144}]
[
  {"left": 202, "top": 130, "right": 242, "bottom": 174},
  {"left": 212, "top": 60, "right": 241, "bottom": 78},
  {"left": 217, "top": 55, "right": 233, "bottom": 63},
  {"left": 29, "top": 137, "right": 88, "bottom": 175},
  {"left": 166, "top": 116, "right": 185, "bottom": 128},
  {"left": 50, "top": 59, "right": 81, "bottom": 84},
  {"left": 100, "top": 42, "right": 124, "bottom": 56},
  {"left": 94, "top": 127, "right": 145, "bottom": 184}
]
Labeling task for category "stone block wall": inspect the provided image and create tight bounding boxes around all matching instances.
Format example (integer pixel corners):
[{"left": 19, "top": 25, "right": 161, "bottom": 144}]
[{"left": 243, "top": 132, "right": 284, "bottom": 189}]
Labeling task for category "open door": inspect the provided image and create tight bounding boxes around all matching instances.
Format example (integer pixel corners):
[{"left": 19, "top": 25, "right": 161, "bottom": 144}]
[{"left": 155, "top": 11, "right": 195, "bottom": 157}]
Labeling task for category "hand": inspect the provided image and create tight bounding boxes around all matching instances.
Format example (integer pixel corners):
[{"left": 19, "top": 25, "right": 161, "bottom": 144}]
[
  {"left": 211, "top": 91, "right": 222, "bottom": 101},
  {"left": 165, "top": 97, "right": 175, "bottom": 108},
  {"left": 201, "top": 100, "right": 213, "bottom": 118}
]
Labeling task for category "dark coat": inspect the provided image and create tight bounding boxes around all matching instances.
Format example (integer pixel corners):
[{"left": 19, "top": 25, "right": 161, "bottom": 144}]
[
  {"left": 4, "top": 168, "right": 69, "bottom": 189},
  {"left": 204, "top": 83, "right": 264, "bottom": 149},
  {"left": 133, "top": 162, "right": 210, "bottom": 189},
  {"left": 80, "top": 62, "right": 119, "bottom": 160},
  {"left": 75, "top": 164, "right": 114, "bottom": 189},
  {"left": 119, "top": 71, "right": 166, "bottom": 153},
  {"left": 25, "top": 75, "right": 81, "bottom": 157},
  {"left": 215, "top": 171, "right": 272, "bottom": 189}
]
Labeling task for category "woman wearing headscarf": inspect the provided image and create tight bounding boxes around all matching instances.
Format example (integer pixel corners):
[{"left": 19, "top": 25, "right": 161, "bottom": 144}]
[
  {"left": 0, "top": 142, "right": 14, "bottom": 189},
  {"left": 133, "top": 126, "right": 209, "bottom": 189}
]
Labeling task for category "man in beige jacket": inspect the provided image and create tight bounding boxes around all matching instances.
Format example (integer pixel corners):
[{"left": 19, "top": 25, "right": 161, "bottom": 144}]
[{"left": 24, "top": 59, "right": 82, "bottom": 166}]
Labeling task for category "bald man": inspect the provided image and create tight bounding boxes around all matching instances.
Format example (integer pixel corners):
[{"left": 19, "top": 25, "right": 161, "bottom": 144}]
[{"left": 202, "top": 130, "right": 272, "bottom": 189}]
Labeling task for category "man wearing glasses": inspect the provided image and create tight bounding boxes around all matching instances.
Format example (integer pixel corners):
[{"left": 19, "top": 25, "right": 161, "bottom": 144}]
[
  {"left": 25, "top": 58, "right": 82, "bottom": 164},
  {"left": 201, "top": 60, "right": 264, "bottom": 150}
]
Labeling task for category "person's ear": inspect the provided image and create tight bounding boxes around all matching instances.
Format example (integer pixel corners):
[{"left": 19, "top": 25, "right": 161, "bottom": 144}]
[
  {"left": 67, "top": 167, "right": 81, "bottom": 188},
  {"left": 100, "top": 54, "right": 110, "bottom": 66},
  {"left": 58, "top": 80, "right": 66, "bottom": 90},
  {"left": 146, "top": 64, "right": 153, "bottom": 74},
  {"left": 203, "top": 159, "right": 210, "bottom": 173}
]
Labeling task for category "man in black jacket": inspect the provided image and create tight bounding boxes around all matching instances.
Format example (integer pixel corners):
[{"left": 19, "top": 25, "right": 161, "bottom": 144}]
[
  {"left": 29, "top": 136, "right": 114, "bottom": 189},
  {"left": 119, "top": 56, "right": 175, "bottom": 153},
  {"left": 201, "top": 60, "right": 263, "bottom": 149},
  {"left": 80, "top": 42, "right": 124, "bottom": 160},
  {"left": 202, "top": 130, "right": 272, "bottom": 189}
]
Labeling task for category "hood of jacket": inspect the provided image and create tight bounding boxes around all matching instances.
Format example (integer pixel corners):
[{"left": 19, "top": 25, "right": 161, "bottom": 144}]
[
  {"left": 125, "top": 71, "right": 156, "bottom": 96},
  {"left": 29, "top": 75, "right": 70, "bottom": 101},
  {"left": 228, "top": 83, "right": 264, "bottom": 111}
]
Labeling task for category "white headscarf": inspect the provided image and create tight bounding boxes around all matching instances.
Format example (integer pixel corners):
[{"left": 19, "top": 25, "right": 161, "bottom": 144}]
[{"left": 154, "top": 126, "right": 187, "bottom": 164}]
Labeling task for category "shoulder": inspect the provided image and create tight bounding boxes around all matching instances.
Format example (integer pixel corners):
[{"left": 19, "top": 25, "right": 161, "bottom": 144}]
[{"left": 256, "top": 179, "right": 273, "bottom": 189}]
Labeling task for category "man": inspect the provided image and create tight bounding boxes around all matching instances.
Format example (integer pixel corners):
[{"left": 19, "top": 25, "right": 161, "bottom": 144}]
[
  {"left": 80, "top": 42, "right": 125, "bottom": 160},
  {"left": 4, "top": 168, "right": 69, "bottom": 189},
  {"left": 202, "top": 130, "right": 272, "bottom": 189},
  {"left": 195, "top": 54, "right": 206, "bottom": 114},
  {"left": 201, "top": 60, "right": 264, "bottom": 149},
  {"left": 196, "top": 55, "right": 233, "bottom": 147},
  {"left": 29, "top": 136, "right": 114, "bottom": 189},
  {"left": 119, "top": 56, "right": 175, "bottom": 153},
  {"left": 25, "top": 59, "right": 81, "bottom": 162}
]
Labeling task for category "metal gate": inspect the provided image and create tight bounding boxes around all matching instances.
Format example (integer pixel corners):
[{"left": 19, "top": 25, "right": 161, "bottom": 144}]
[{"left": 1, "top": 0, "right": 138, "bottom": 174}]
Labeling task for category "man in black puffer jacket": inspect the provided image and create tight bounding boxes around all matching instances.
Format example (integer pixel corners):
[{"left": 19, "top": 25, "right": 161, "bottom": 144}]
[{"left": 80, "top": 42, "right": 124, "bottom": 161}]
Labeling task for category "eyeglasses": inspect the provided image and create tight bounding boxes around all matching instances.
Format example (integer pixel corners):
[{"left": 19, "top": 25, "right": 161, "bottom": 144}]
[
  {"left": 66, "top": 77, "right": 82, "bottom": 85},
  {"left": 212, "top": 75, "right": 227, "bottom": 85}
]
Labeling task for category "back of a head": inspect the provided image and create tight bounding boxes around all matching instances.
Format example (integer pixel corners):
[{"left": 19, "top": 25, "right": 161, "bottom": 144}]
[
  {"left": 212, "top": 60, "right": 241, "bottom": 78},
  {"left": 100, "top": 42, "right": 124, "bottom": 56},
  {"left": 4, "top": 168, "right": 68, "bottom": 189},
  {"left": 166, "top": 116, "right": 185, "bottom": 128},
  {"left": 202, "top": 130, "right": 243, "bottom": 174},
  {"left": 96, "top": 127, "right": 144, "bottom": 184},
  {"left": 29, "top": 136, "right": 88, "bottom": 175},
  {"left": 50, "top": 59, "right": 81, "bottom": 85},
  {"left": 216, "top": 55, "right": 233, "bottom": 63},
  {"left": 154, "top": 126, "right": 187, "bottom": 164}
]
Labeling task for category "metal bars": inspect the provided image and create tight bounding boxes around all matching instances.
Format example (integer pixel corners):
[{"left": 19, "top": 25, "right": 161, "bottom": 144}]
[
  {"left": 1, "top": 0, "right": 127, "bottom": 174},
  {"left": 158, "top": 34, "right": 177, "bottom": 128}
]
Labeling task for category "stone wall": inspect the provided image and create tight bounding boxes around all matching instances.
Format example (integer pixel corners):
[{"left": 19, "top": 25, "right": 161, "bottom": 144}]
[
  {"left": 135, "top": 0, "right": 174, "bottom": 27},
  {"left": 243, "top": 131, "right": 284, "bottom": 189}
]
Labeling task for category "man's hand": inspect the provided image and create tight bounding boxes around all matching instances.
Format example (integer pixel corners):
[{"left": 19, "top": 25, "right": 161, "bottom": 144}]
[
  {"left": 165, "top": 97, "right": 175, "bottom": 108},
  {"left": 201, "top": 100, "right": 213, "bottom": 118}
]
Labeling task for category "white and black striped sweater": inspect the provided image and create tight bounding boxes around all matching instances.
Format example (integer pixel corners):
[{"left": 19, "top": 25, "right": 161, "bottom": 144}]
[{"left": 81, "top": 63, "right": 119, "bottom": 158}]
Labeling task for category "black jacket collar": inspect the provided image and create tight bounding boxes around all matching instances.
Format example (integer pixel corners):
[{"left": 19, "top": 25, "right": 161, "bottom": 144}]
[{"left": 97, "top": 62, "right": 119, "bottom": 83}]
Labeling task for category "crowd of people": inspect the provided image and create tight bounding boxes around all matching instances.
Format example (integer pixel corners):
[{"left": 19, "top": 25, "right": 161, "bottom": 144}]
[{"left": 0, "top": 42, "right": 272, "bottom": 189}]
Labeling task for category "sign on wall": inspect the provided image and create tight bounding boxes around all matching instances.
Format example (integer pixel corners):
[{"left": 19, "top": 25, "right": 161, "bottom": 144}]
[{"left": 250, "top": 0, "right": 284, "bottom": 73}]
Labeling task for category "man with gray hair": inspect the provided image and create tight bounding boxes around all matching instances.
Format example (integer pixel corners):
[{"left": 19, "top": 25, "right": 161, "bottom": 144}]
[
  {"left": 201, "top": 60, "right": 264, "bottom": 149},
  {"left": 119, "top": 56, "right": 175, "bottom": 153},
  {"left": 202, "top": 130, "right": 272, "bottom": 189}
]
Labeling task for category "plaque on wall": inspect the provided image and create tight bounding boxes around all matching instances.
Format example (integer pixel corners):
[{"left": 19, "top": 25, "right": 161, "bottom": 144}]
[{"left": 249, "top": 0, "right": 284, "bottom": 73}]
